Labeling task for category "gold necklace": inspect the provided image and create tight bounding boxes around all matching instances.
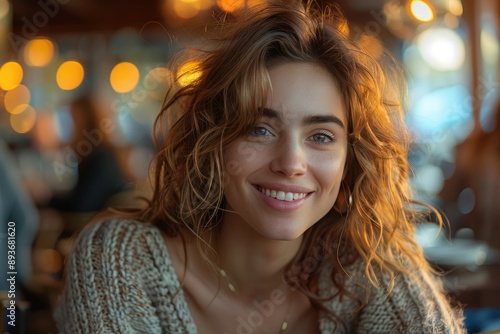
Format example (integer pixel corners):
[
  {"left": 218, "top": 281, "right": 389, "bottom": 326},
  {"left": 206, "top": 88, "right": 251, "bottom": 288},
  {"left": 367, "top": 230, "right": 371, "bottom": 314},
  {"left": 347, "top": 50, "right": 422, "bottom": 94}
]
[{"left": 219, "top": 269, "right": 292, "bottom": 332}]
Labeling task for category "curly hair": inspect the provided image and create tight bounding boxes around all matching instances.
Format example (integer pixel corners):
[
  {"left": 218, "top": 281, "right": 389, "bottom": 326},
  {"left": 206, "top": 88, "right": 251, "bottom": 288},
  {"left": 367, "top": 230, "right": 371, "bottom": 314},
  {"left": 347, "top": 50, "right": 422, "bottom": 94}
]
[{"left": 113, "top": 0, "right": 437, "bottom": 320}]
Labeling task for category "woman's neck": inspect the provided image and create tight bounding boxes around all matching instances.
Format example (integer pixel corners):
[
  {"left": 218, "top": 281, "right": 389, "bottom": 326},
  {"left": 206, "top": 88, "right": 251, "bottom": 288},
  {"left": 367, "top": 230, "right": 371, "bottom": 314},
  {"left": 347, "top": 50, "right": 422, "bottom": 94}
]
[{"left": 216, "top": 213, "right": 303, "bottom": 301}]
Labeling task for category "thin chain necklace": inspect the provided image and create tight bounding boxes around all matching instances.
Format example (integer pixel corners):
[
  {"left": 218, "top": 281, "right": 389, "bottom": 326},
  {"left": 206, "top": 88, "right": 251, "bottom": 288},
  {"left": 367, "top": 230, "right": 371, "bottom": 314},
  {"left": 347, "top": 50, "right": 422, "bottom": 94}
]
[{"left": 219, "top": 268, "right": 292, "bottom": 332}]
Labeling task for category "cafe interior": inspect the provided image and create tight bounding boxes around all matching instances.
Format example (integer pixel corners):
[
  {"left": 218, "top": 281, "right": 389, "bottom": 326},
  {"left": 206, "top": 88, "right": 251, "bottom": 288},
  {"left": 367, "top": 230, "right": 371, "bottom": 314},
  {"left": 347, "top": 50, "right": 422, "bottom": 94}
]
[{"left": 1, "top": 0, "right": 499, "bottom": 332}]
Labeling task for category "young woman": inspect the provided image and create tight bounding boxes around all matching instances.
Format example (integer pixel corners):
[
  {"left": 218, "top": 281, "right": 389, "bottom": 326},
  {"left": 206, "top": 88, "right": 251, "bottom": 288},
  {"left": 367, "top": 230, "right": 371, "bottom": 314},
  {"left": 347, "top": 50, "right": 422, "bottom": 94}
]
[{"left": 55, "top": 1, "right": 465, "bottom": 333}]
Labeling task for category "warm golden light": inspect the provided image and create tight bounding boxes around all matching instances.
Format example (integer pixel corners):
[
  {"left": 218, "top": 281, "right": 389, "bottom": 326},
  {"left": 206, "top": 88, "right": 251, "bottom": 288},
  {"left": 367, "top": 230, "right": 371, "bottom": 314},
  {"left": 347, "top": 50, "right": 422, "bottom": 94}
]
[
  {"left": 174, "top": 0, "right": 200, "bottom": 19},
  {"left": 217, "top": 0, "right": 241, "bottom": 12},
  {"left": 10, "top": 105, "right": 37, "bottom": 134},
  {"left": 110, "top": 62, "right": 140, "bottom": 93},
  {"left": 4, "top": 84, "right": 30, "bottom": 114},
  {"left": 176, "top": 60, "right": 201, "bottom": 87},
  {"left": 217, "top": 0, "right": 261, "bottom": 12},
  {"left": 197, "top": 0, "right": 214, "bottom": 10},
  {"left": 0, "top": 62, "right": 23, "bottom": 91},
  {"left": 410, "top": 0, "right": 434, "bottom": 22},
  {"left": 24, "top": 38, "right": 56, "bottom": 67},
  {"left": 0, "top": 0, "right": 10, "bottom": 19},
  {"left": 57, "top": 61, "right": 85, "bottom": 90},
  {"left": 448, "top": 0, "right": 463, "bottom": 16}
]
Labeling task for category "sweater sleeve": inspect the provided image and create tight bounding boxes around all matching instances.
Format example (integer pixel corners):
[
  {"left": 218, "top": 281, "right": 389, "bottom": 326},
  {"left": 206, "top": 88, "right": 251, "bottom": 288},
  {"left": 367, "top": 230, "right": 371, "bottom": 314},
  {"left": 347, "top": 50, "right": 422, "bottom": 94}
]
[
  {"left": 54, "top": 219, "right": 164, "bottom": 334},
  {"left": 356, "top": 262, "right": 466, "bottom": 334}
]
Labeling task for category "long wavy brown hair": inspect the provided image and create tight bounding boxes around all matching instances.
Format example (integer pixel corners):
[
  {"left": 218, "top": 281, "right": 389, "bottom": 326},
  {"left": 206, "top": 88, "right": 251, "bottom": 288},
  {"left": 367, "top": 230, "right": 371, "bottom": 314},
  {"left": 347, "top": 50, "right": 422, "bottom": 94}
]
[{"left": 110, "top": 0, "right": 438, "bottom": 322}]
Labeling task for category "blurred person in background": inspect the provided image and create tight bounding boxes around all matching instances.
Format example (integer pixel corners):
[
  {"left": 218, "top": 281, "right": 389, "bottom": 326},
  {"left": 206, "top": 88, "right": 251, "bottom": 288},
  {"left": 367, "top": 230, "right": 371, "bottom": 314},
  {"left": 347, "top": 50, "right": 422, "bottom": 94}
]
[
  {"left": 0, "top": 139, "right": 39, "bottom": 295},
  {"left": 439, "top": 99, "right": 500, "bottom": 251},
  {"left": 47, "top": 94, "right": 130, "bottom": 213},
  {"left": 55, "top": 1, "right": 465, "bottom": 333}
]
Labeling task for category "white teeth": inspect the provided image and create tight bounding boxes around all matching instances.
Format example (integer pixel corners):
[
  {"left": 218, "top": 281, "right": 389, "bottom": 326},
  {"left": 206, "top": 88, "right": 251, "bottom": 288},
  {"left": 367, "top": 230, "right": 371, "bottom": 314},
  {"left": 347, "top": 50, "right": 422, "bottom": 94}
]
[{"left": 259, "top": 187, "right": 307, "bottom": 202}]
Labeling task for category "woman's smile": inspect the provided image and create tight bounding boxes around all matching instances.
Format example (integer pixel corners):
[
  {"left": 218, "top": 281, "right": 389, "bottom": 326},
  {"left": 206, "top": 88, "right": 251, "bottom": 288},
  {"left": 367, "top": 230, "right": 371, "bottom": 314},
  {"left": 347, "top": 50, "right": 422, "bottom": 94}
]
[
  {"left": 254, "top": 184, "right": 313, "bottom": 212},
  {"left": 257, "top": 186, "right": 309, "bottom": 202}
]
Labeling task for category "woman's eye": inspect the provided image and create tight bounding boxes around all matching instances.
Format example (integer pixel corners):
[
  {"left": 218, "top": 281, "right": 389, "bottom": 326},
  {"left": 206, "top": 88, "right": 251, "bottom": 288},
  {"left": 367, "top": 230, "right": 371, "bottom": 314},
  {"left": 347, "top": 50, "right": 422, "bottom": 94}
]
[
  {"left": 310, "top": 132, "right": 334, "bottom": 144},
  {"left": 250, "top": 127, "right": 272, "bottom": 137}
]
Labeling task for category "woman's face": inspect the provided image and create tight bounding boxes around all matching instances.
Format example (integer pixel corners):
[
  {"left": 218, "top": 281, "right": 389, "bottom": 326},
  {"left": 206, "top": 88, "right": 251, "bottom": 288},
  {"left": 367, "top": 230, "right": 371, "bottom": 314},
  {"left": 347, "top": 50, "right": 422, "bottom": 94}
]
[{"left": 222, "top": 62, "right": 348, "bottom": 241}]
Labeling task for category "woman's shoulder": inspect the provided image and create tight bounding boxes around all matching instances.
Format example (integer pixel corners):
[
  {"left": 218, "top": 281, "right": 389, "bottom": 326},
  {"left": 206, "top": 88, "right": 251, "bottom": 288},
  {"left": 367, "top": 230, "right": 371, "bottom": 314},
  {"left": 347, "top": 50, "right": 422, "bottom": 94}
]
[
  {"left": 71, "top": 218, "right": 171, "bottom": 268},
  {"left": 76, "top": 218, "right": 160, "bottom": 244},
  {"left": 318, "top": 258, "right": 465, "bottom": 333},
  {"left": 56, "top": 218, "right": 193, "bottom": 333},
  {"left": 357, "top": 258, "right": 465, "bottom": 333}
]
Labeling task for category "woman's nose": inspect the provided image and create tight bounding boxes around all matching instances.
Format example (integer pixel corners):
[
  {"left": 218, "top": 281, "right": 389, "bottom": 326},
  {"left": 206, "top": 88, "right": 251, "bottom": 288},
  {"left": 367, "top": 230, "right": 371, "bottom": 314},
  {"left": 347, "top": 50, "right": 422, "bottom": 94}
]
[{"left": 270, "top": 138, "right": 307, "bottom": 177}]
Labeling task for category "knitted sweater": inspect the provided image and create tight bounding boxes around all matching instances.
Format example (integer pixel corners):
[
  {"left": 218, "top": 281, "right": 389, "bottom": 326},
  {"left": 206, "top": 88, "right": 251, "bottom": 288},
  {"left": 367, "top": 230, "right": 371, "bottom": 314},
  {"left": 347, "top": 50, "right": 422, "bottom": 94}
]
[{"left": 54, "top": 219, "right": 465, "bottom": 333}]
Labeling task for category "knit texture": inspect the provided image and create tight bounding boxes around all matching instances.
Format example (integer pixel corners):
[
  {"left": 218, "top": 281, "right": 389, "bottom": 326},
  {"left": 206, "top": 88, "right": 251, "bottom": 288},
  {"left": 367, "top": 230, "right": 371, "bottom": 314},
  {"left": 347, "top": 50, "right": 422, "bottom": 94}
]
[{"left": 54, "top": 219, "right": 465, "bottom": 333}]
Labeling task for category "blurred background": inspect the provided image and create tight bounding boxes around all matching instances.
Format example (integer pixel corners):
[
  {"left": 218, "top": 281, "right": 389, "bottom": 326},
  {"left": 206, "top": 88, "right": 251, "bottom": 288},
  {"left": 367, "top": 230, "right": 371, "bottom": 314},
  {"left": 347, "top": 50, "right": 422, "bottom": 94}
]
[{"left": 0, "top": 0, "right": 499, "bottom": 332}]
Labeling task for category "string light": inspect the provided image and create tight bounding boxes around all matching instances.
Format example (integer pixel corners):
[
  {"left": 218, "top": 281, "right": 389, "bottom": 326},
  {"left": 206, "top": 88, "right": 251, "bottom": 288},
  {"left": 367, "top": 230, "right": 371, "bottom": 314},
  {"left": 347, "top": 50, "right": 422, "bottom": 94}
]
[
  {"left": 24, "top": 38, "right": 56, "bottom": 67},
  {"left": 410, "top": 0, "right": 434, "bottom": 22},
  {"left": 110, "top": 62, "right": 139, "bottom": 93},
  {"left": 10, "top": 105, "right": 37, "bottom": 134},
  {"left": 4, "top": 84, "right": 30, "bottom": 114},
  {"left": 57, "top": 61, "right": 85, "bottom": 90},
  {"left": 0, "top": 62, "right": 23, "bottom": 91}
]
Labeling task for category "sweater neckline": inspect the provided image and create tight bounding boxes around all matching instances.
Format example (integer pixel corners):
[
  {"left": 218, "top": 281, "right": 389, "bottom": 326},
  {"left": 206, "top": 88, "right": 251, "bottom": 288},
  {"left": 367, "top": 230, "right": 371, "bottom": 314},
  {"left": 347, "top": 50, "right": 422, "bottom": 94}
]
[{"left": 148, "top": 223, "right": 330, "bottom": 333}]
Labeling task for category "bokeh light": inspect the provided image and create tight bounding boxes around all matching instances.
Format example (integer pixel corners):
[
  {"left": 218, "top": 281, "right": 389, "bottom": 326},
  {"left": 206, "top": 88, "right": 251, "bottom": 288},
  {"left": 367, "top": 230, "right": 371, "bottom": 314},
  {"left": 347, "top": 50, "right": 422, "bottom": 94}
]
[
  {"left": 174, "top": 0, "right": 201, "bottom": 19},
  {"left": 110, "top": 62, "right": 140, "bottom": 93},
  {"left": 144, "top": 66, "right": 172, "bottom": 100},
  {"left": 217, "top": 0, "right": 262, "bottom": 13},
  {"left": 0, "top": 0, "right": 9, "bottom": 19},
  {"left": 57, "top": 61, "right": 85, "bottom": 90},
  {"left": 417, "top": 27, "right": 465, "bottom": 71},
  {"left": 448, "top": 0, "right": 463, "bottom": 16},
  {"left": 4, "top": 84, "right": 30, "bottom": 114},
  {"left": 0, "top": 62, "right": 23, "bottom": 91},
  {"left": 410, "top": 0, "right": 434, "bottom": 22},
  {"left": 23, "top": 38, "right": 56, "bottom": 67},
  {"left": 10, "top": 105, "right": 37, "bottom": 133},
  {"left": 176, "top": 60, "right": 201, "bottom": 86}
]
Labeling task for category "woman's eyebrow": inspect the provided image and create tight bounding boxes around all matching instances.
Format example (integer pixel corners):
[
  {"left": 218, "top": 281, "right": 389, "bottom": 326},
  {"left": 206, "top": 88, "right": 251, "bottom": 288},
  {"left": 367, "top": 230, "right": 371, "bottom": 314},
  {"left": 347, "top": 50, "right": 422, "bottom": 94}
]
[
  {"left": 303, "top": 115, "right": 345, "bottom": 129},
  {"left": 260, "top": 107, "right": 283, "bottom": 121},
  {"left": 259, "top": 107, "right": 345, "bottom": 129}
]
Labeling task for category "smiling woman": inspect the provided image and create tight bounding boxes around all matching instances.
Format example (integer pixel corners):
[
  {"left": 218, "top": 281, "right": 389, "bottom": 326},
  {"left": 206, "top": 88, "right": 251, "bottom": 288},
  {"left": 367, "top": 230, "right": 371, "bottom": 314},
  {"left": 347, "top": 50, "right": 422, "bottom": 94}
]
[
  {"left": 223, "top": 62, "right": 348, "bottom": 242},
  {"left": 54, "top": 1, "right": 465, "bottom": 333}
]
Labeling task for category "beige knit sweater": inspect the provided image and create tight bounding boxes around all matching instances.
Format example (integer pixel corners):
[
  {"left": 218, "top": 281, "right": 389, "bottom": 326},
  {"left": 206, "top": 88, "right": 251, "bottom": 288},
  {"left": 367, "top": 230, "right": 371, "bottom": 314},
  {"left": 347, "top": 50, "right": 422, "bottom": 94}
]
[{"left": 54, "top": 219, "right": 465, "bottom": 333}]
